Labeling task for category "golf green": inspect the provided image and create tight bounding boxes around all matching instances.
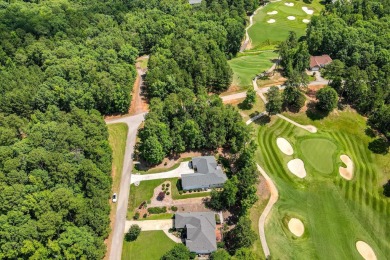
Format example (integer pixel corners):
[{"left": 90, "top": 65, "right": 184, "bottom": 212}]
[{"left": 299, "top": 138, "right": 338, "bottom": 174}]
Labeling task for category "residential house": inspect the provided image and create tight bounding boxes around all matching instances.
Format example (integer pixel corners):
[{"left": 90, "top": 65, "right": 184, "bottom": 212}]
[
  {"left": 181, "top": 156, "right": 227, "bottom": 190},
  {"left": 309, "top": 55, "right": 333, "bottom": 71},
  {"left": 174, "top": 212, "right": 217, "bottom": 254}
]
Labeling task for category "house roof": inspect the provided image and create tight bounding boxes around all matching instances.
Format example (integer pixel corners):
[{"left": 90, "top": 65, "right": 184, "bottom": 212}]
[
  {"left": 181, "top": 156, "right": 227, "bottom": 189},
  {"left": 189, "top": 0, "right": 202, "bottom": 4},
  {"left": 175, "top": 212, "right": 217, "bottom": 253},
  {"left": 310, "top": 55, "right": 332, "bottom": 68}
]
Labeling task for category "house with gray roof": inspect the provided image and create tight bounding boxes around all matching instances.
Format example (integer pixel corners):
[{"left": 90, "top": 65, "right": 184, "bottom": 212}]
[
  {"left": 189, "top": 0, "right": 202, "bottom": 5},
  {"left": 181, "top": 156, "right": 227, "bottom": 190},
  {"left": 175, "top": 212, "right": 217, "bottom": 254}
]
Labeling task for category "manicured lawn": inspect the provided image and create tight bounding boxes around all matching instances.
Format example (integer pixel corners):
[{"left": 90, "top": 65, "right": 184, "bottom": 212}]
[
  {"left": 231, "top": 94, "right": 266, "bottom": 121},
  {"left": 122, "top": 231, "right": 176, "bottom": 260},
  {"left": 248, "top": 0, "right": 324, "bottom": 49},
  {"left": 108, "top": 123, "right": 128, "bottom": 194},
  {"left": 299, "top": 137, "right": 338, "bottom": 174},
  {"left": 135, "top": 157, "right": 192, "bottom": 174},
  {"left": 140, "top": 213, "right": 174, "bottom": 221},
  {"left": 254, "top": 109, "right": 390, "bottom": 259},
  {"left": 228, "top": 51, "right": 278, "bottom": 89}
]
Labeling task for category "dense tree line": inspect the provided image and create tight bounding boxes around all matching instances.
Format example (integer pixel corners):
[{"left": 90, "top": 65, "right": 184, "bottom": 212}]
[
  {"left": 306, "top": 0, "right": 390, "bottom": 140},
  {"left": 0, "top": 107, "right": 112, "bottom": 259}
]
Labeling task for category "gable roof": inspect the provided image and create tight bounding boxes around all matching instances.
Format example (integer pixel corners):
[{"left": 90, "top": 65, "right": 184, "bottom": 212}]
[
  {"left": 181, "top": 156, "right": 227, "bottom": 189},
  {"left": 310, "top": 55, "right": 332, "bottom": 68},
  {"left": 175, "top": 212, "right": 217, "bottom": 253},
  {"left": 189, "top": 0, "right": 202, "bottom": 4}
]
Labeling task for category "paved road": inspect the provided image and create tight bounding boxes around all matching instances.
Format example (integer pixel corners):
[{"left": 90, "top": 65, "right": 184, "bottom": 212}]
[
  {"left": 107, "top": 113, "right": 146, "bottom": 260},
  {"left": 131, "top": 162, "right": 194, "bottom": 184},
  {"left": 256, "top": 164, "right": 279, "bottom": 258}
]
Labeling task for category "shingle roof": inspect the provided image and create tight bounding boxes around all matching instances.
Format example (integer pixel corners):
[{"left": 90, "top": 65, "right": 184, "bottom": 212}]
[
  {"left": 310, "top": 55, "right": 332, "bottom": 68},
  {"left": 175, "top": 212, "right": 217, "bottom": 253},
  {"left": 189, "top": 0, "right": 202, "bottom": 4},
  {"left": 181, "top": 156, "right": 227, "bottom": 189}
]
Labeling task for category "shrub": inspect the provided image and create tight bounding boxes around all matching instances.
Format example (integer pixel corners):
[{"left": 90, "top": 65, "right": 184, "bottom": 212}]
[
  {"left": 166, "top": 192, "right": 170, "bottom": 195},
  {"left": 189, "top": 190, "right": 192, "bottom": 193},
  {"left": 215, "top": 214, "right": 221, "bottom": 224},
  {"left": 157, "top": 192, "right": 165, "bottom": 201},
  {"left": 162, "top": 184, "right": 165, "bottom": 188},
  {"left": 147, "top": 206, "right": 167, "bottom": 214},
  {"left": 133, "top": 212, "right": 140, "bottom": 220},
  {"left": 143, "top": 213, "right": 147, "bottom": 218},
  {"left": 179, "top": 191, "right": 183, "bottom": 195},
  {"left": 171, "top": 206, "right": 178, "bottom": 212},
  {"left": 125, "top": 224, "right": 141, "bottom": 241},
  {"left": 166, "top": 183, "right": 170, "bottom": 187}
]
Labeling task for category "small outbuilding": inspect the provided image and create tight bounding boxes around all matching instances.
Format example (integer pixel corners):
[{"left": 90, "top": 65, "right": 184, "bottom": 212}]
[
  {"left": 309, "top": 55, "right": 332, "bottom": 71},
  {"left": 189, "top": 0, "right": 202, "bottom": 4},
  {"left": 181, "top": 156, "right": 227, "bottom": 191},
  {"left": 174, "top": 212, "right": 217, "bottom": 254}
]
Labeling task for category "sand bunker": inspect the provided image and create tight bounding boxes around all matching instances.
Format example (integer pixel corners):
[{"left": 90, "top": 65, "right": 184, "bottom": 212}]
[
  {"left": 287, "top": 16, "right": 296, "bottom": 20},
  {"left": 285, "top": 2, "right": 294, "bottom": 6},
  {"left": 288, "top": 218, "right": 304, "bottom": 237},
  {"left": 356, "top": 241, "right": 377, "bottom": 260},
  {"left": 302, "top": 7, "right": 314, "bottom": 15},
  {"left": 267, "top": 11, "right": 278, "bottom": 15},
  {"left": 303, "top": 19, "right": 311, "bottom": 23},
  {"left": 287, "top": 159, "right": 307, "bottom": 178},
  {"left": 339, "top": 155, "right": 354, "bottom": 180},
  {"left": 276, "top": 138, "right": 293, "bottom": 156},
  {"left": 267, "top": 19, "right": 276, "bottom": 23}
]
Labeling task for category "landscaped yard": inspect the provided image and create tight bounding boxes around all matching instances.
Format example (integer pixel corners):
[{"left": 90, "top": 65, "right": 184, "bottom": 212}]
[
  {"left": 248, "top": 0, "right": 324, "bottom": 50},
  {"left": 254, "top": 109, "right": 390, "bottom": 259},
  {"left": 228, "top": 51, "right": 277, "bottom": 89},
  {"left": 134, "top": 157, "right": 192, "bottom": 174},
  {"left": 122, "top": 231, "right": 176, "bottom": 260}
]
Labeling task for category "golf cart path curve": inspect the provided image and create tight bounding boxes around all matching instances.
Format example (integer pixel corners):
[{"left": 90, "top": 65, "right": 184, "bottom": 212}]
[{"left": 257, "top": 164, "right": 279, "bottom": 258}]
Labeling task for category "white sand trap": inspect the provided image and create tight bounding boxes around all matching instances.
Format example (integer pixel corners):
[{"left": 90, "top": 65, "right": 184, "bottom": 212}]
[
  {"left": 356, "top": 241, "right": 377, "bottom": 260},
  {"left": 339, "top": 155, "right": 354, "bottom": 180},
  {"left": 267, "top": 19, "right": 276, "bottom": 23},
  {"left": 287, "top": 16, "right": 296, "bottom": 20},
  {"left": 276, "top": 138, "right": 293, "bottom": 156},
  {"left": 287, "top": 159, "right": 307, "bottom": 178},
  {"left": 285, "top": 2, "right": 294, "bottom": 6},
  {"left": 302, "top": 7, "right": 314, "bottom": 15},
  {"left": 288, "top": 218, "right": 304, "bottom": 237},
  {"left": 303, "top": 19, "right": 311, "bottom": 24},
  {"left": 267, "top": 11, "right": 278, "bottom": 15}
]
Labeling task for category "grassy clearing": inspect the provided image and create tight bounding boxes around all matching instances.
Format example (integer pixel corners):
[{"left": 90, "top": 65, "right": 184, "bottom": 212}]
[
  {"left": 248, "top": 0, "right": 324, "bottom": 50},
  {"left": 121, "top": 231, "right": 176, "bottom": 260},
  {"left": 140, "top": 213, "right": 174, "bottom": 221},
  {"left": 255, "top": 110, "right": 390, "bottom": 259},
  {"left": 135, "top": 157, "right": 191, "bottom": 174},
  {"left": 228, "top": 51, "right": 277, "bottom": 89}
]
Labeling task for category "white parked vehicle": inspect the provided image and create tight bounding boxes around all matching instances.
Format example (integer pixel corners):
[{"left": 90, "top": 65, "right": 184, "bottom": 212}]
[{"left": 112, "top": 193, "right": 117, "bottom": 203}]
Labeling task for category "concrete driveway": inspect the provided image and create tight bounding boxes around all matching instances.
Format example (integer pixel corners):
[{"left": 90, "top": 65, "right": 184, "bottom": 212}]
[
  {"left": 125, "top": 219, "right": 174, "bottom": 232},
  {"left": 131, "top": 162, "right": 194, "bottom": 184}
]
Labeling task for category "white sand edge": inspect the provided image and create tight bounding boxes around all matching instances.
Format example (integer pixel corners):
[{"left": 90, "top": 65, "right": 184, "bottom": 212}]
[
  {"left": 285, "top": 2, "right": 294, "bottom": 6},
  {"left": 276, "top": 137, "right": 294, "bottom": 155},
  {"left": 267, "top": 11, "right": 278, "bottom": 15},
  {"left": 288, "top": 218, "right": 304, "bottom": 237},
  {"left": 287, "top": 16, "right": 296, "bottom": 20},
  {"left": 303, "top": 19, "right": 310, "bottom": 24},
  {"left": 287, "top": 159, "right": 307, "bottom": 178},
  {"left": 267, "top": 19, "right": 276, "bottom": 23},
  {"left": 302, "top": 7, "right": 314, "bottom": 15},
  {"left": 339, "top": 155, "right": 353, "bottom": 180},
  {"left": 356, "top": 241, "right": 377, "bottom": 260}
]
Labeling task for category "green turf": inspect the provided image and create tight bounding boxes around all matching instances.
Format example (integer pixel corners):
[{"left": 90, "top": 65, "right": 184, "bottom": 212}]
[
  {"left": 140, "top": 213, "right": 174, "bottom": 221},
  {"left": 228, "top": 51, "right": 277, "bottom": 88},
  {"left": 255, "top": 110, "right": 390, "bottom": 259},
  {"left": 248, "top": 0, "right": 324, "bottom": 49},
  {"left": 121, "top": 231, "right": 176, "bottom": 260},
  {"left": 299, "top": 137, "right": 338, "bottom": 174},
  {"left": 108, "top": 123, "right": 128, "bottom": 193}
]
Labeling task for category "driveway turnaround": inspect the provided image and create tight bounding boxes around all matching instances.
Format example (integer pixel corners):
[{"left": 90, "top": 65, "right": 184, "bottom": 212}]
[{"left": 131, "top": 162, "right": 194, "bottom": 184}]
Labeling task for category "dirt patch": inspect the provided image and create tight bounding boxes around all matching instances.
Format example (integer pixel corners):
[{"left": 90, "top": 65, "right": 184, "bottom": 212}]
[
  {"left": 356, "top": 241, "right": 377, "bottom": 260},
  {"left": 339, "top": 155, "right": 354, "bottom": 180},
  {"left": 288, "top": 218, "right": 304, "bottom": 237},
  {"left": 276, "top": 137, "right": 294, "bottom": 156},
  {"left": 287, "top": 159, "right": 307, "bottom": 178}
]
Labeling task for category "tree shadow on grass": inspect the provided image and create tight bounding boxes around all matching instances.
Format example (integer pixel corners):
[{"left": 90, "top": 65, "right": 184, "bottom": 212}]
[
  {"left": 238, "top": 101, "right": 252, "bottom": 110},
  {"left": 368, "top": 138, "right": 389, "bottom": 155},
  {"left": 306, "top": 101, "right": 329, "bottom": 120},
  {"left": 253, "top": 115, "right": 271, "bottom": 126}
]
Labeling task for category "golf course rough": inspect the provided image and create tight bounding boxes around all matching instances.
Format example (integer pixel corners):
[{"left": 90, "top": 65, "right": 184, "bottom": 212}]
[{"left": 256, "top": 113, "right": 389, "bottom": 259}]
